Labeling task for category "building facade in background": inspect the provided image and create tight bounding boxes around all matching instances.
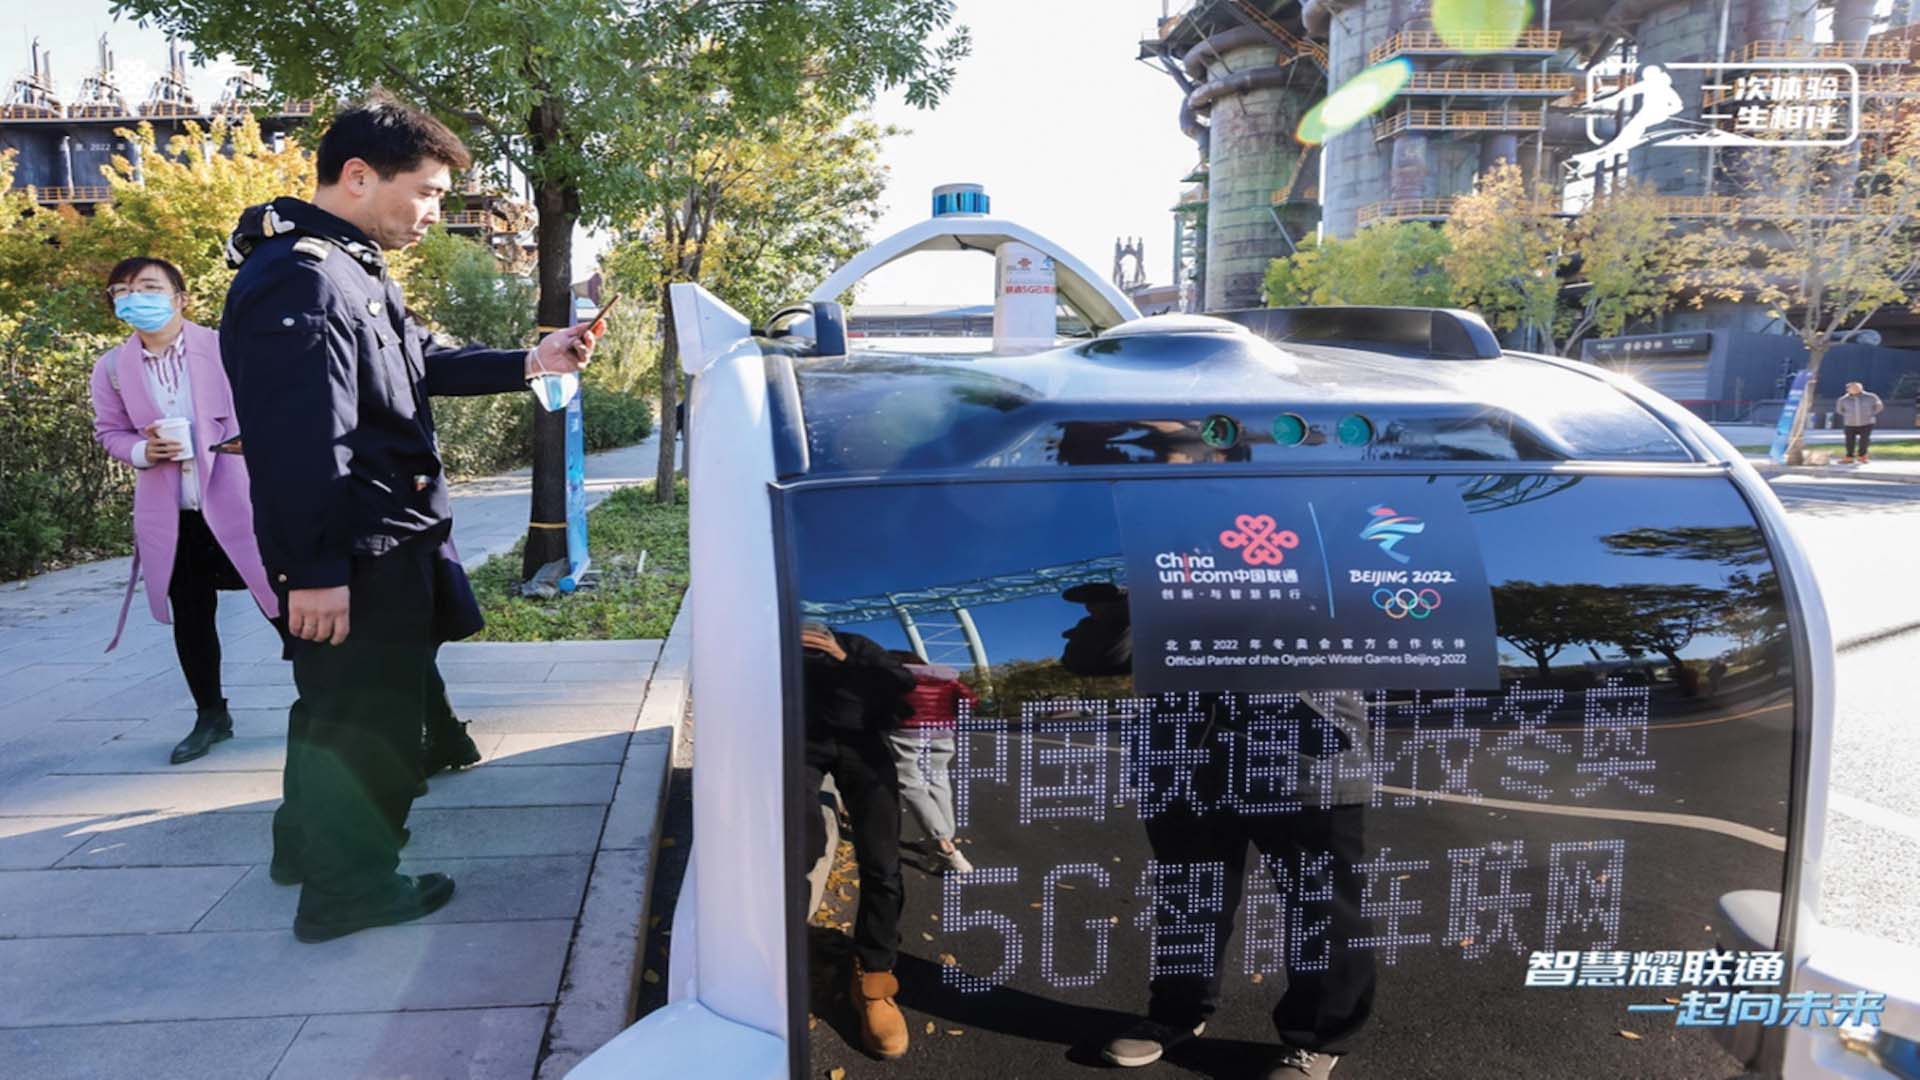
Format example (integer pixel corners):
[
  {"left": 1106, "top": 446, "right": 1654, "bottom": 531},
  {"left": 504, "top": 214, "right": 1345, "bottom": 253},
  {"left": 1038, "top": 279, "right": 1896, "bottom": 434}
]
[
  {"left": 1141, "top": 0, "right": 1920, "bottom": 415},
  {"left": 1, "top": 37, "right": 531, "bottom": 264}
]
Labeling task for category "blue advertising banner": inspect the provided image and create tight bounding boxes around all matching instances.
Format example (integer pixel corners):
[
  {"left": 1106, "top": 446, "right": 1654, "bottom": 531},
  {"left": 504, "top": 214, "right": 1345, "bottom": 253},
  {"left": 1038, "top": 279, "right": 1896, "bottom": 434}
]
[
  {"left": 1114, "top": 478, "right": 1497, "bottom": 691},
  {"left": 557, "top": 301, "right": 593, "bottom": 593},
  {"left": 1769, "top": 370, "right": 1812, "bottom": 464}
]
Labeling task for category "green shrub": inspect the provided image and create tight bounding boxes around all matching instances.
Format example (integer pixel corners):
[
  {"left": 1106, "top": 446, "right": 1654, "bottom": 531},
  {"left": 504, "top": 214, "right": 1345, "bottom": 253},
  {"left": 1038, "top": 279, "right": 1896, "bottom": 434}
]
[{"left": 0, "top": 300, "right": 135, "bottom": 580}]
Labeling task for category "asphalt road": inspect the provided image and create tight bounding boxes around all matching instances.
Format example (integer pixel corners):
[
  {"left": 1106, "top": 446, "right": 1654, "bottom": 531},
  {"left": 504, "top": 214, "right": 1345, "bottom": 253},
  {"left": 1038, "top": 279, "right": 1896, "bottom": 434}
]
[{"left": 1770, "top": 475, "right": 1920, "bottom": 951}]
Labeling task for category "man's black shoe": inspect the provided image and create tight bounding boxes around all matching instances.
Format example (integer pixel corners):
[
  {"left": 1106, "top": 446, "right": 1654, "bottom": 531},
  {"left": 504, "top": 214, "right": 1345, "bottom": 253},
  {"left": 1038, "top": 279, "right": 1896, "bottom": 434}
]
[
  {"left": 421, "top": 720, "right": 482, "bottom": 777},
  {"left": 170, "top": 705, "right": 235, "bottom": 765},
  {"left": 292, "top": 873, "right": 455, "bottom": 943}
]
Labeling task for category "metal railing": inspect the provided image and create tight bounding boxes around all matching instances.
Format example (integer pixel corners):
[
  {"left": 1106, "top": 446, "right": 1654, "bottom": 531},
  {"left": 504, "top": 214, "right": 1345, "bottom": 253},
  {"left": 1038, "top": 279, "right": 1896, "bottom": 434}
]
[
  {"left": 25, "top": 185, "right": 114, "bottom": 204},
  {"left": 1370, "top": 29, "right": 1560, "bottom": 65},
  {"left": 1355, "top": 198, "right": 1457, "bottom": 226},
  {"left": 441, "top": 211, "right": 494, "bottom": 228},
  {"left": 1403, "top": 71, "right": 1574, "bottom": 94},
  {"left": 1373, "top": 108, "right": 1544, "bottom": 139},
  {"left": 1734, "top": 39, "right": 1910, "bottom": 63}
]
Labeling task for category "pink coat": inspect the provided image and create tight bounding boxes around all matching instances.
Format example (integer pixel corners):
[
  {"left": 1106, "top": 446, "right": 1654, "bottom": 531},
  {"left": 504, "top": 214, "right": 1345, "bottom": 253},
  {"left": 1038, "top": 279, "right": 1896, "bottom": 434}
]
[{"left": 90, "top": 321, "right": 279, "bottom": 649}]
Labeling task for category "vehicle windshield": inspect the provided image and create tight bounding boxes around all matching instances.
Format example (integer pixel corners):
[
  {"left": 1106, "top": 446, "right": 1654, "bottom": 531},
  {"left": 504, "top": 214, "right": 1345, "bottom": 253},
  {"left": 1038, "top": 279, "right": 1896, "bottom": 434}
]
[{"left": 786, "top": 471, "right": 1795, "bottom": 1078}]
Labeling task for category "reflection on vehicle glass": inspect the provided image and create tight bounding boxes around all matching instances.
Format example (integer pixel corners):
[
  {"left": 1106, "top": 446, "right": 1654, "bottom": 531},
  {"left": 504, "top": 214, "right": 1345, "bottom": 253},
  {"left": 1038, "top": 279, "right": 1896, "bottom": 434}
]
[
  {"left": 1199, "top": 414, "right": 1241, "bottom": 450},
  {"left": 791, "top": 475, "right": 1792, "bottom": 1078}
]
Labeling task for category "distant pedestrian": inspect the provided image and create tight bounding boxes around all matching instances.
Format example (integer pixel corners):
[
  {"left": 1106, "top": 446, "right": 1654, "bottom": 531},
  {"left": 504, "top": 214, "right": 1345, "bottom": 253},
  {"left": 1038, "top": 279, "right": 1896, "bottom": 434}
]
[
  {"left": 1836, "top": 381, "right": 1883, "bottom": 464},
  {"left": 220, "top": 97, "right": 598, "bottom": 943},
  {"left": 88, "top": 256, "right": 279, "bottom": 765},
  {"left": 884, "top": 654, "right": 978, "bottom": 874}
]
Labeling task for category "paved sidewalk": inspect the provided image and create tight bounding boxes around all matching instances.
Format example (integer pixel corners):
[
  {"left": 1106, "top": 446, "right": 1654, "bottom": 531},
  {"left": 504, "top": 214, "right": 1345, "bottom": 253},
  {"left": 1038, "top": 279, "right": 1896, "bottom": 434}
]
[{"left": 0, "top": 438, "right": 683, "bottom": 1079}]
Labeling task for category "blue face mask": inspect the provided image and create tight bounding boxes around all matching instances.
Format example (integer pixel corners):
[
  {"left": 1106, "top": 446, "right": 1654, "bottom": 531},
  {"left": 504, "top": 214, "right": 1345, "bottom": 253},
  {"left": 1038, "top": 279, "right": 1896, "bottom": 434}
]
[{"left": 114, "top": 293, "right": 177, "bottom": 333}]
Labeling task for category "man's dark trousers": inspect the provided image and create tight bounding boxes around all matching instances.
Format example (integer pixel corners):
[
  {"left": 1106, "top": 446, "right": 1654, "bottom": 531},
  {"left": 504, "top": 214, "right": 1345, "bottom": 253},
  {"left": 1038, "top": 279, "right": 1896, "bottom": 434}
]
[
  {"left": 804, "top": 730, "right": 904, "bottom": 972},
  {"left": 275, "top": 534, "right": 440, "bottom": 915},
  {"left": 1142, "top": 803, "right": 1375, "bottom": 1054},
  {"left": 1845, "top": 424, "right": 1874, "bottom": 458}
]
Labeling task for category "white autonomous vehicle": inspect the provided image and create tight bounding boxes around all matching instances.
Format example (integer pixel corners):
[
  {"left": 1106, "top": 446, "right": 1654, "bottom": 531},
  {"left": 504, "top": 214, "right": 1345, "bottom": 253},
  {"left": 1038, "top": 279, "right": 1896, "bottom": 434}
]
[{"left": 575, "top": 187, "right": 1919, "bottom": 1079}]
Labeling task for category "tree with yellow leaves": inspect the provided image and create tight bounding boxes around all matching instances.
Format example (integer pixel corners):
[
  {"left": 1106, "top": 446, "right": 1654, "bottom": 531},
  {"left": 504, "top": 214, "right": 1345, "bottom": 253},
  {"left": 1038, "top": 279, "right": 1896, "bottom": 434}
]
[
  {"left": 1444, "top": 162, "right": 1678, "bottom": 356},
  {"left": 1677, "top": 118, "right": 1920, "bottom": 464}
]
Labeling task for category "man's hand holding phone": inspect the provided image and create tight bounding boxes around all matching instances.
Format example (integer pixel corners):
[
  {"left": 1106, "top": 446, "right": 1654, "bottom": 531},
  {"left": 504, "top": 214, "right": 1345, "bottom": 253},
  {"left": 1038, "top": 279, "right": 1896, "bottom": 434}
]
[{"left": 527, "top": 293, "right": 621, "bottom": 378}]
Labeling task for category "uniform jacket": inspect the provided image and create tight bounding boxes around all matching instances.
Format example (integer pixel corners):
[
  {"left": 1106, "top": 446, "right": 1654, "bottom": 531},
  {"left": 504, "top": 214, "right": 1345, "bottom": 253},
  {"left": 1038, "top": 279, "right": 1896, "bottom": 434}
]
[
  {"left": 219, "top": 198, "right": 529, "bottom": 593},
  {"left": 89, "top": 321, "right": 278, "bottom": 649}
]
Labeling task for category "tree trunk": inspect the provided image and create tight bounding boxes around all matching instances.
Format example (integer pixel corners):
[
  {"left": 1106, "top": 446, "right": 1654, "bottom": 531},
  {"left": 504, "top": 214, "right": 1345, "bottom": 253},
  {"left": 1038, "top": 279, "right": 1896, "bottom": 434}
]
[
  {"left": 655, "top": 283, "right": 680, "bottom": 505},
  {"left": 521, "top": 173, "right": 575, "bottom": 579},
  {"left": 1782, "top": 339, "right": 1829, "bottom": 466}
]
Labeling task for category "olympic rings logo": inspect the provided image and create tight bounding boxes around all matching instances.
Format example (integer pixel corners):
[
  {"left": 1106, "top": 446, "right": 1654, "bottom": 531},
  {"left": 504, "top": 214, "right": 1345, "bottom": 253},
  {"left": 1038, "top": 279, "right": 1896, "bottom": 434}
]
[{"left": 1372, "top": 587, "right": 1442, "bottom": 620}]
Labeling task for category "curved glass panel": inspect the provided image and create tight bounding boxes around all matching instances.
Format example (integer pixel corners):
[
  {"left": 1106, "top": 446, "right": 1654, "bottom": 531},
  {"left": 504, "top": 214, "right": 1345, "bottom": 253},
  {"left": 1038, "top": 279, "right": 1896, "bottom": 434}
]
[{"left": 786, "top": 473, "right": 1794, "bottom": 1079}]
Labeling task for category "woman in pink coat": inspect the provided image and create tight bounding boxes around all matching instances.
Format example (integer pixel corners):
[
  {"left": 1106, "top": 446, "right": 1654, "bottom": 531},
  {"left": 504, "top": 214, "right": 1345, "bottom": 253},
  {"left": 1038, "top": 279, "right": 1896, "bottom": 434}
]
[{"left": 89, "top": 257, "right": 279, "bottom": 764}]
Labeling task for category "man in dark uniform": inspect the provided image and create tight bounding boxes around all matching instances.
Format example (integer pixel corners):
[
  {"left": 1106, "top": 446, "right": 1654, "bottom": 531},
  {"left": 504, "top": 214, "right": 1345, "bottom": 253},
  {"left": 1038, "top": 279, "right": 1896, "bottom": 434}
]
[{"left": 220, "top": 98, "right": 597, "bottom": 943}]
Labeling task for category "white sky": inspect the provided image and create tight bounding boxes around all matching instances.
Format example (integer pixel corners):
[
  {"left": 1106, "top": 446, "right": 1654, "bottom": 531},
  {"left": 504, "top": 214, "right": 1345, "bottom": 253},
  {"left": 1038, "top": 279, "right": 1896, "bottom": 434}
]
[{"left": 6, "top": 0, "right": 1197, "bottom": 299}]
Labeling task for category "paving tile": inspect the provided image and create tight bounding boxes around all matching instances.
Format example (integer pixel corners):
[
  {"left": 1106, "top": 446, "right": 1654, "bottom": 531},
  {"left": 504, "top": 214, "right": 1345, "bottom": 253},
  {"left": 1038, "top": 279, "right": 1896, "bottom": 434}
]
[
  {"left": 488, "top": 731, "right": 630, "bottom": 767},
  {"left": 0, "top": 722, "right": 144, "bottom": 799},
  {"left": 197, "top": 855, "right": 591, "bottom": 932},
  {"left": 115, "top": 709, "right": 290, "bottom": 742},
  {"left": 0, "top": 816, "right": 98, "bottom": 870},
  {"left": 0, "top": 1018, "right": 304, "bottom": 1080},
  {"left": 58, "top": 672, "right": 197, "bottom": 722},
  {"left": 436, "top": 660, "right": 557, "bottom": 685},
  {"left": 440, "top": 640, "right": 660, "bottom": 664},
  {"left": 449, "top": 681, "right": 652, "bottom": 708},
  {"left": 59, "top": 736, "right": 288, "bottom": 775},
  {"left": 0, "top": 920, "right": 574, "bottom": 1026},
  {"left": 546, "top": 660, "right": 653, "bottom": 683},
  {"left": 398, "top": 806, "right": 606, "bottom": 860},
  {"left": 460, "top": 704, "right": 639, "bottom": 735},
  {"left": 57, "top": 811, "right": 277, "bottom": 868},
  {"left": 411, "top": 764, "right": 619, "bottom": 809},
  {"left": 200, "top": 683, "right": 300, "bottom": 711},
  {"left": 269, "top": 1007, "right": 547, "bottom": 1080},
  {"left": 0, "top": 663, "right": 113, "bottom": 709},
  {"left": 219, "top": 662, "right": 295, "bottom": 687},
  {"left": 0, "top": 866, "right": 248, "bottom": 937},
  {"left": 2, "top": 673, "right": 173, "bottom": 726},
  {"left": 0, "top": 771, "right": 282, "bottom": 817},
  {"left": 599, "top": 739, "right": 672, "bottom": 852}
]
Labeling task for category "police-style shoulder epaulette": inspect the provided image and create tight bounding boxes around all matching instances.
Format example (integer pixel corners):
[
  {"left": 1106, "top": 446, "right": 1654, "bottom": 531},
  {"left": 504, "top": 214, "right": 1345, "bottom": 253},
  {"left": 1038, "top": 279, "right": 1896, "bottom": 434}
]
[{"left": 291, "top": 236, "right": 331, "bottom": 261}]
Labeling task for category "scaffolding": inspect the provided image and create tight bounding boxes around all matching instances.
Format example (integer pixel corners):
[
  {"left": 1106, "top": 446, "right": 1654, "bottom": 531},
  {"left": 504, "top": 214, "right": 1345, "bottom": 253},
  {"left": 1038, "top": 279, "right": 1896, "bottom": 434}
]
[
  {"left": 799, "top": 555, "right": 1128, "bottom": 682},
  {"left": 140, "top": 40, "right": 196, "bottom": 117},
  {"left": 69, "top": 36, "right": 127, "bottom": 119},
  {"left": 1226, "top": 0, "right": 1326, "bottom": 69},
  {"left": 3, "top": 39, "right": 61, "bottom": 120}
]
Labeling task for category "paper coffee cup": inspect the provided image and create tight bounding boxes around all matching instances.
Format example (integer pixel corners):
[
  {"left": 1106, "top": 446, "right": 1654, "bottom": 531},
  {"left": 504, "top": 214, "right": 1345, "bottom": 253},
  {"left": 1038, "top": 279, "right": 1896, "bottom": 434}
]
[{"left": 155, "top": 417, "right": 193, "bottom": 460}]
